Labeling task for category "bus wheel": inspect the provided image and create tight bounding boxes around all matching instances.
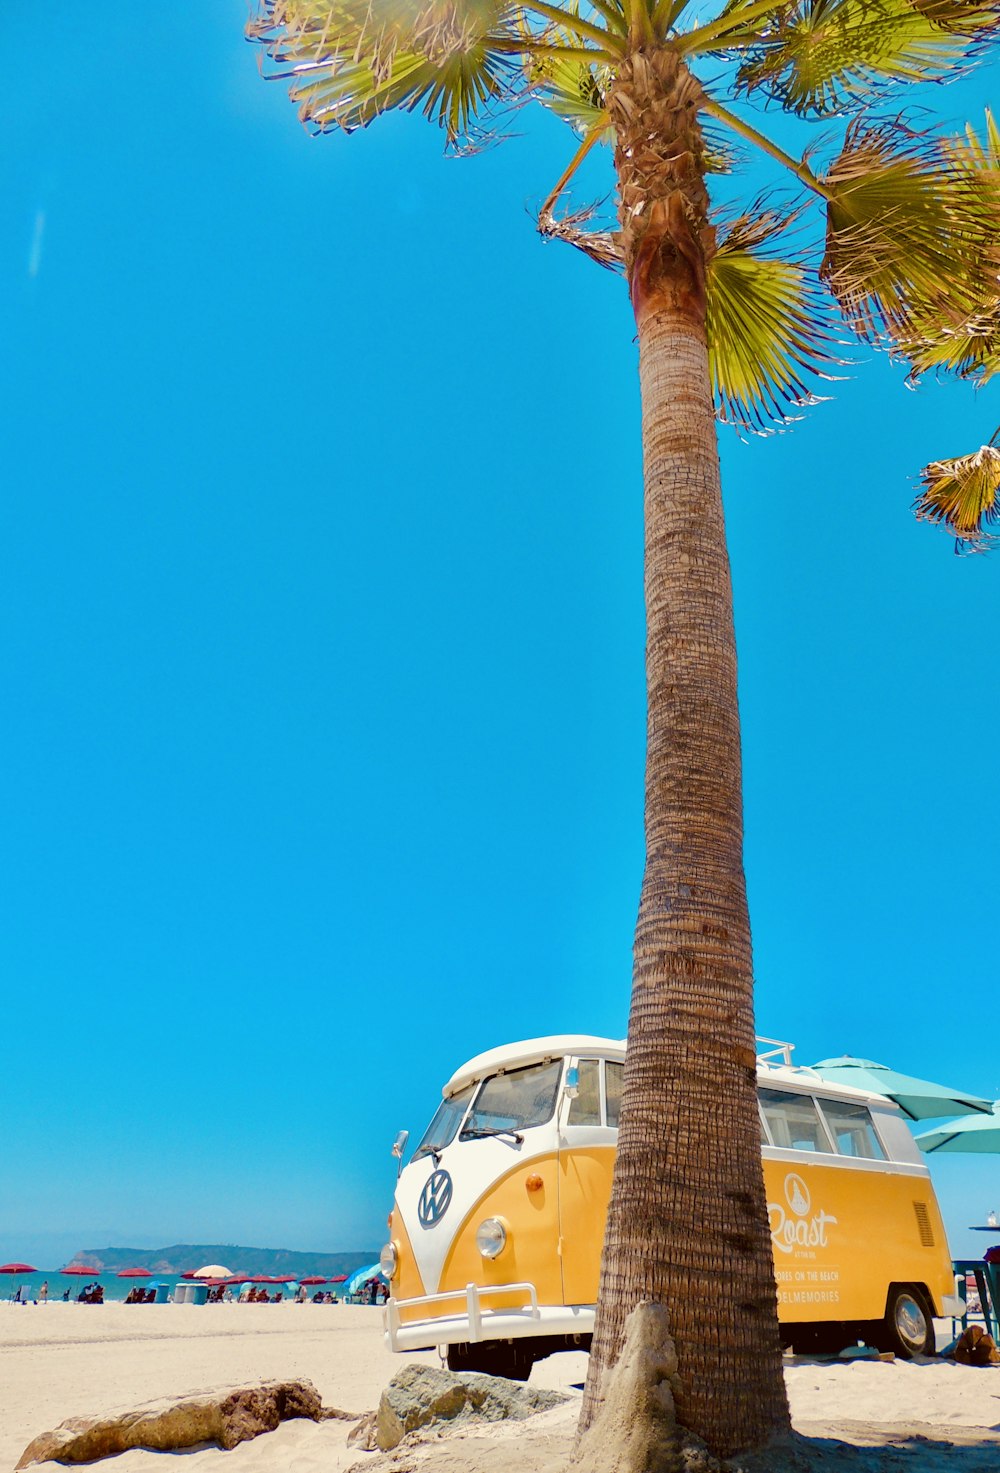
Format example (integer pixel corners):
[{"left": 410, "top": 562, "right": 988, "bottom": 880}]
[
  {"left": 879, "top": 1286, "right": 935, "bottom": 1358},
  {"left": 446, "top": 1341, "right": 534, "bottom": 1381}
]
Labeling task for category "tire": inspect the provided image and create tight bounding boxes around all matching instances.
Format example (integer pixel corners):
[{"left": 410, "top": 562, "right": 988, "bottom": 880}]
[
  {"left": 877, "top": 1285, "right": 935, "bottom": 1358},
  {"left": 446, "top": 1340, "right": 534, "bottom": 1380}
]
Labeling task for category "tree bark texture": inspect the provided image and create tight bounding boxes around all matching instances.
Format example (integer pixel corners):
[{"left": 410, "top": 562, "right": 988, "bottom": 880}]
[{"left": 578, "top": 48, "right": 791, "bottom": 1460}]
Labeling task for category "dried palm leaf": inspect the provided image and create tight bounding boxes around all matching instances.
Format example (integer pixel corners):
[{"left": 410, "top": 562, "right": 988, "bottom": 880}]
[
  {"left": 820, "top": 118, "right": 987, "bottom": 342},
  {"left": 538, "top": 201, "right": 622, "bottom": 265},
  {"left": 914, "top": 439, "right": 1000, "bottom": 550},
  {"left": 903, "top": 304, "right": 1000, "bottom": 383},
  {"left": 891, "top": 111, "right": 1000, "bottom": 378}
]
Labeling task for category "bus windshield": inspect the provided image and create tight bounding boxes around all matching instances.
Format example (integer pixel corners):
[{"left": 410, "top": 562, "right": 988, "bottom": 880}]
[
  {"left": 460, "top": 1059, "right": 563, "bottom": 1138},
  {"left": 412, "top": 1083, "right": 476, "bottom": 1161}
]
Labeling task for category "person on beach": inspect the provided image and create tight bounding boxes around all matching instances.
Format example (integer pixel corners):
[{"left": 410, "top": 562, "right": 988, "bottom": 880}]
[{"left": 39, "top": 1282, "right": 48, "bottom": 1304}]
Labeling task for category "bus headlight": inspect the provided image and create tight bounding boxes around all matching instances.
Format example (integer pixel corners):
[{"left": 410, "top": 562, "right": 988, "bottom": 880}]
[
  {"left": 380, "top": 1241, "right": 398, "bottom": 1279},
  {"left": 475, "top": 1218, "right": 508, "bottom": 1259}
]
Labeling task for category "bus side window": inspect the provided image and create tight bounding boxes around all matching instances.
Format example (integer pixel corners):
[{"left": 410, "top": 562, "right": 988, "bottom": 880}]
[
  {"left": 818, "top": 1097, "right": 886, "bottom": 1160},
  {"left": 758, "top": 1087, "right": 833, "bottom": 1153},
  {"left": 568, "top": 1060, "right": 602, "bottom": 1125},
  {"left": 605, "top": 1062, "right": 623, "bottom": 1129}
]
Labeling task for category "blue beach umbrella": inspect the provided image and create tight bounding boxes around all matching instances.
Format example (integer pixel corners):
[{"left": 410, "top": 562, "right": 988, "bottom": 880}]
[
  {"left": 807, "top": 1057, "right": 992, "bottom": 1122},
  {"left": 916, "top": 1102, "right": 1000, "bottom": 1154},
  {"left": 343, "top": 1263, "right": 385, "bottom": 1295}
]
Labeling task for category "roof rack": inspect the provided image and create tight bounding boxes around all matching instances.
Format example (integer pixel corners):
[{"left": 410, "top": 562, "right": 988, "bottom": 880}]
[{"left": 756, "top": 1036, "right": 795, "bottom": 1068}]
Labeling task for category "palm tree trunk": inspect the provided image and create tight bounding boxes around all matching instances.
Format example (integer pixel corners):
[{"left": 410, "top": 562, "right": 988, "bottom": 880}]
[
  {"left": 578, "top": 304, "right": 790, "bottom": 1459},
  {"left": 576, "top": 49, "right": 791, "bottom": 1463}
]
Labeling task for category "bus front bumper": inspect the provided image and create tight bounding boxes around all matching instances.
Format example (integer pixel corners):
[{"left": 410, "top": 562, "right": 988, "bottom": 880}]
[{"left": 383, "top": 1283, "right": 595, "bottom": 1352}]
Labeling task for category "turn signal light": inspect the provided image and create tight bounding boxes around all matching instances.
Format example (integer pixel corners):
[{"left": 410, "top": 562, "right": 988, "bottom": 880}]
[{"left": 526, "top": 1174, "right": 543, "bottom": 1193}]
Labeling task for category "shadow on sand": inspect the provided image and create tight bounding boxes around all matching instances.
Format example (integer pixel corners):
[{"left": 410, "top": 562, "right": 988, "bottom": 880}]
[{"left": 738, "top": 1423, "right": 1000, "bottom": 1472}]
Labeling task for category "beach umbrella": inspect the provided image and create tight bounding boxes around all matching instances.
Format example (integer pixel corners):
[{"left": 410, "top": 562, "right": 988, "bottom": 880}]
[
  {"left": 0, "top": 1263, "right": 37, "bottom": 1274},
  {"left": 807, "top": 1057, "right": 992, "bottom": 1121},
  {"left": 117, "top": 1268, "right": 152, "bottom": 1279},
  {"left": 916, "top": 1102, "right": 1000, "bottom": 1154},
  {"left": 248, "top": 1275, "right": 276, "bottom": 1283},
  {"left": 329, "top": 1274, "right": 347, "bottom": 1284},
  {"left": 299, "top": 1276, "right": 327, "bottom": 1285},
  {"left": 342, "top": 1263, "right": 385, "bottom": 1295},
  {"left": 192, "top": 1264, "right": 232, "bottom": 1278},
  {"left": 272, "top": 1275, "right": 296, "bottom": 1284},
  {"left": 60, "top": 1265, "right": 101, "bottom": 1276}
]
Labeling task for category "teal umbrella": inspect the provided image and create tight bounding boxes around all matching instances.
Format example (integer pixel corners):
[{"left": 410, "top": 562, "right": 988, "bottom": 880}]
[
  {"left": 916, "top": 1102, "right": 1000, "bottom": 1154},
  {"left": 343, "top": 1263, "right": 385, "bottom": 1295},
  {"left": 808, "top": 1057, "right": 992, "bottom": 1122}
]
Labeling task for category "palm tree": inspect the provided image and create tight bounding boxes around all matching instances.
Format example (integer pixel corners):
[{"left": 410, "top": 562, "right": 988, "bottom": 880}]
[{"left": 247, "top": 0, "right": 1000, "bottom": 1457}]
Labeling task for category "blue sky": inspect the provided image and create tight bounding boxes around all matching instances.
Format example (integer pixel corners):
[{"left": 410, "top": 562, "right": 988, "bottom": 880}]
[{"left": 1, "top": 6, "right": 998, "bottom": 1269}]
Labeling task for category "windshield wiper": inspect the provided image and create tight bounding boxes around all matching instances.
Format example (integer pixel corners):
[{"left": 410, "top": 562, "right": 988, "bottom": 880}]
[{"left": 460, "top": 1127, "right": 524, "bottom": 1145}]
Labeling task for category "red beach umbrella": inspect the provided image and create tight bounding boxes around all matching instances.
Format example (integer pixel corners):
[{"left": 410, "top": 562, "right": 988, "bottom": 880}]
[
  {"left": 329, "top": 1274, "right": 348, "bottom": 1284},
  {"left": 272, "top": 1275, "right": 296, "bottom": 1284},
  {"left": 0, "top": 1263, "right": 37, "bottom": 1274},
  {"left": 298, "top": 1276, "right": 327, "bottom": 1285},
  {"left": 180, "top": 1271, "right": 197, "bottom": 1279},
  {"left": 117, "top": 1268, "right": 152, "bottom": 1278},
  {"left": 248, "top": 1275, "right": 275, "bottom": 1283},
  {"left": 60, "top": 1266, "right": 101, "bottom": 1276}
]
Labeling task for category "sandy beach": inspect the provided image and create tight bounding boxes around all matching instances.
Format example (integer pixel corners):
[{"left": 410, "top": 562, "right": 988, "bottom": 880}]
[{"left": 5, "top": 1303, "right": 1000, "bottom": 1472}]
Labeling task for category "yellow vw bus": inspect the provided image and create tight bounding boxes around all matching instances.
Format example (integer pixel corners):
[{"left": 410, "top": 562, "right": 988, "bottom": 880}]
[{"left": 381, "top": 1035, "right": 962, "bottom": 1378}]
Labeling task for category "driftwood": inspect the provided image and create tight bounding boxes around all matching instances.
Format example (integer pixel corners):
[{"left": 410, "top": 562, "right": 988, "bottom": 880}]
[{"left": 16, "top": 1378, "right": 359, "bottom": 1467}]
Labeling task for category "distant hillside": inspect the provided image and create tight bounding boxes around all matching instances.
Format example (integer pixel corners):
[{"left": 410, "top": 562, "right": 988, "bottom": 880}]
[{"left": 67, "top": 1244, "right": 378, "bottom": 1277}]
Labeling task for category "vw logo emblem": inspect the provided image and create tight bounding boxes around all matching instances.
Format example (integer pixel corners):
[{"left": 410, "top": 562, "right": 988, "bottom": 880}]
[{"left": 418, "top": 1169, "right": 453, "bottom": 1228}]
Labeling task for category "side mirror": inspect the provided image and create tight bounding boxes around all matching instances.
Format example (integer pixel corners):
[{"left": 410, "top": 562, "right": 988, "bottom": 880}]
[
  {"left": 564, "top": 1066, "right": 580, "bottom": 1100},
  {"left": 392, "top": 1130, "right": 409, "bottom": 1160}
]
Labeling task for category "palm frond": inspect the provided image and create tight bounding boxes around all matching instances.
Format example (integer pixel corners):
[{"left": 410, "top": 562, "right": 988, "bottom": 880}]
[
  {"left": 523, "top": 0, "right": 626, "bottom": 51},
  {"left": 706, "top": 206, "right": 845, "bottom": 432},
  {"left": 701, "top": 120, "right": 744, "bottom": 174},
  {"left": 820, "top": 118, "right": 988, "bottom": 343},
  {"left": 524, "top": 42, "right": 614, "bottom": 135},
  {"left": 538, "top": 199, "right": 622, "bottom": 264},
  {"left": 902, "top": 304, "right": 1000, "bottom": 383},
  {"left": 914, "top": 438, "right": 1000, "bottom": 551},
  {"left": 247, "top": 0, "right": 529, "bottom": 141},
  {"left": 720, "top": 0, "right": 1000, "bottom": 117},
  {"left": 887, "top": 111, "right": 1000, "bottom": 377},
  {"left": 584, "top": 0, "right": 629, "bottom": 34},
  {"left": 651, "top": 0, "right": 695, "bottom": 36}
]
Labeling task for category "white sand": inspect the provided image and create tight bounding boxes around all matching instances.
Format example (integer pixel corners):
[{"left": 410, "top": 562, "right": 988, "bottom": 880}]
[{"left": 4, "top": 1303, "right": 1000, "bottom": 1473}]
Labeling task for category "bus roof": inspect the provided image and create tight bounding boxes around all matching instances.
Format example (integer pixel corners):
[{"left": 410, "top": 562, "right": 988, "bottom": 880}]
[
  {"left": 445, "top": 1035, "right": 624, "bottom": 1095},
  {"left": 443, "top": 1034, "right": 902, "bottom": 1113}
]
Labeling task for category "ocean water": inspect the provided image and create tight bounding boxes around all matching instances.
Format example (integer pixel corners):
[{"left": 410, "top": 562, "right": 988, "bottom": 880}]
[
  {"left": 2, "top": 1271, "right": 174, "bottom": 1303},
  {"left": 0, "top": 1271, "right": 312, "bottom": 1304}
]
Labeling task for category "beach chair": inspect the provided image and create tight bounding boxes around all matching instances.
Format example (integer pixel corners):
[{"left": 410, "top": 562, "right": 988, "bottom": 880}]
[{"left": 952, "top": 1260, "right": 1000, "bottom": 1339}]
